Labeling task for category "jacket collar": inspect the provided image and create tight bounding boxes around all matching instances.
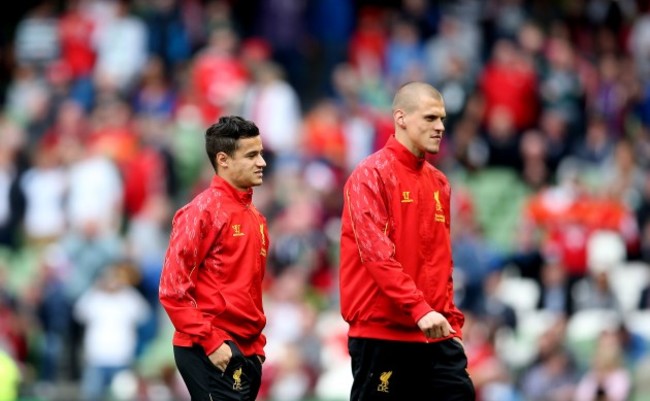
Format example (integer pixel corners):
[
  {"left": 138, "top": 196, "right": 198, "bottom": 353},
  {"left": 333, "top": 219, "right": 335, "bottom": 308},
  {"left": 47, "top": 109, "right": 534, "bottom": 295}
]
[
  {"left": 210, "top": 175, "right": 253, "bottom": 205},
  {"left": 386, "top": 135, "right": 425, "bottom": 171}
]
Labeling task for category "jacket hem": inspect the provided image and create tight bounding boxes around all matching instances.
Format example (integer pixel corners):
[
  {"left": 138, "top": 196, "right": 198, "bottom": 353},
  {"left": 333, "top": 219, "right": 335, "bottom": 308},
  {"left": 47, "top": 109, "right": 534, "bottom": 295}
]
[{"left": 348, "top": 322, "right": 454, "bottom": 343}]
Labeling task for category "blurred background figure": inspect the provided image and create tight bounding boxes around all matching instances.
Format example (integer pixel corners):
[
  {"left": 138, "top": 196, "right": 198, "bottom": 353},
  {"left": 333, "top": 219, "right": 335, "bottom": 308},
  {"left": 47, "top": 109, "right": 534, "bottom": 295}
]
[
  {"left": 241, "top": 60, "right": 302, "bottom": 172},
  {"left": 0, "top": 346, "right": 21, "bottom": 401},
  {"left": 73, "top": 261, "right": 151, "bottom": 401},
  {"left": 573, "top": 330, "right": 632, "bottom": 401}
]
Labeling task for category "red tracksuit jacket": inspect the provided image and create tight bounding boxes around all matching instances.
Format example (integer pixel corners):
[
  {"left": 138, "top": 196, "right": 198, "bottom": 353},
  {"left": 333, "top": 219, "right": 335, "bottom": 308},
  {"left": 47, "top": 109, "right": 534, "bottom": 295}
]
[
  {"left": 159, "top": 175, "right": 269, "bottom": 357},
  {"left": 339, "top": 135, "right": 465, "bottom": 342}
]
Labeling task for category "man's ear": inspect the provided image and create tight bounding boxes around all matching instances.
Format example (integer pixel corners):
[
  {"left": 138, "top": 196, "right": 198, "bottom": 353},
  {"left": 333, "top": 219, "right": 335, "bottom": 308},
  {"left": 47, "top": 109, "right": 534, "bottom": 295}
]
[
  {"left": 216, "top": 152, "right": 229, "bottom": 169},
  {"left": 394, "top": 109, "right": 406, "bottom": 129}
]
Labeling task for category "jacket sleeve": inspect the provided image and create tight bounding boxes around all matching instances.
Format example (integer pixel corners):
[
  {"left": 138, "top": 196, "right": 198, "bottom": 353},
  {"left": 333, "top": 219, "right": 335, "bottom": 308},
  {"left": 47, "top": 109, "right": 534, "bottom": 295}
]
[
  {"left": 158, "top": 202, "right": 230, "bottom": 355},
  {"left": 444, "top": 184, "right": 465, "bottom": 339},
  {"left": 446, "top": 262, "right": 465, "bottom": 339},
  {"left": 345, "top": 168, "right": 433, "bottom": 324}
]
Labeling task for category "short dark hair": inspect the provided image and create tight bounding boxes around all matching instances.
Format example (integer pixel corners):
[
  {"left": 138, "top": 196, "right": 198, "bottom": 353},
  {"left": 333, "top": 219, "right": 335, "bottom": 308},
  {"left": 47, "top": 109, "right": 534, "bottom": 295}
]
[{"left": 205, "top": 116, "right": 260, "bottom": 171}]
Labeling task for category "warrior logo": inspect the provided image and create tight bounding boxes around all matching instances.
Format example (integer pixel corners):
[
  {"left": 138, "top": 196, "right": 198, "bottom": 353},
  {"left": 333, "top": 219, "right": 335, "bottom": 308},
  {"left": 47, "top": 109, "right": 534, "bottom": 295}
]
[
  {"left": 232, "top": 225, "right": 245, "bottom": 237},
  {"left": 401, "top": 192, "right": 414, "bottom": 203}
]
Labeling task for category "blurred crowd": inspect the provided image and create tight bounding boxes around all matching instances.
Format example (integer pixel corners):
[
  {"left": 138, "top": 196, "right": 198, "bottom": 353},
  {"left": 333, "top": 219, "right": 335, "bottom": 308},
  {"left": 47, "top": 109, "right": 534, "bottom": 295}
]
[{"left": 1, "top": 0, "right": 650, "bottom": 400}]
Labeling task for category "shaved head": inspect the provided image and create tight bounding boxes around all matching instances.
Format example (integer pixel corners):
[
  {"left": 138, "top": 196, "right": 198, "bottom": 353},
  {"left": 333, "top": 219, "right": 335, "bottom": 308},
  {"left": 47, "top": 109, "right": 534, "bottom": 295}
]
[{"left": 392, "top": 82, "right": 443, "bottom": 113}]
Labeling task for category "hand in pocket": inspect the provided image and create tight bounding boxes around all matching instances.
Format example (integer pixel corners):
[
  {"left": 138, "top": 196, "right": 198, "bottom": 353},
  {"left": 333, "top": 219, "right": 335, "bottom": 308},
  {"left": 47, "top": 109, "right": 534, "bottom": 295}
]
[{"left": 208, "top": 342, "right": 233, "bottom": 372}]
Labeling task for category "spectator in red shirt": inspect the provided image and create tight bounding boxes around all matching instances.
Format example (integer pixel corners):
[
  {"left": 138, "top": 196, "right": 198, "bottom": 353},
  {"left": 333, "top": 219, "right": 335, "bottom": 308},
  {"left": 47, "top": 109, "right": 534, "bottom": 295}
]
[
  {"left": 479, "top": 39, "right": 539, "bottom": 132},
  {"left": 58, "top": 0, "right": 96, "bottom": 80},
  {"left": 191, "top": 26, "right": 249, "bottom": 124},
  {"left": 159, "top": 116, "right": 268, "bottom": 400}
]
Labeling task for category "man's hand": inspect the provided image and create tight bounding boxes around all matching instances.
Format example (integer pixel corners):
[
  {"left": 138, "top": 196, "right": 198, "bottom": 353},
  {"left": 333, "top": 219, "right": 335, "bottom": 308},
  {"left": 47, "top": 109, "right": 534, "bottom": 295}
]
[
  {"left": 208, "top": 342, "right": 233, "bottom": 372},
  {"left": 417, "top": 311, "right": 455, "bottom": 339}
]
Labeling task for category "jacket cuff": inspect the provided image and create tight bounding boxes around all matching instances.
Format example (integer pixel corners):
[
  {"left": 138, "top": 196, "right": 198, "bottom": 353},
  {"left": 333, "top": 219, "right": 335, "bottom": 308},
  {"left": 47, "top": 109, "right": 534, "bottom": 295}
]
[
  {"left": 410, "top": 301, "right": 434, "bottom": 324},
  {"left": 451, "top": 319, "right": 463, "bottom": 339},
  {"left": 199, "top": 326, "right": 231, "bottom": 355},
  {"left": 254, "top": 333, "right": 267, "bottom": 358}
]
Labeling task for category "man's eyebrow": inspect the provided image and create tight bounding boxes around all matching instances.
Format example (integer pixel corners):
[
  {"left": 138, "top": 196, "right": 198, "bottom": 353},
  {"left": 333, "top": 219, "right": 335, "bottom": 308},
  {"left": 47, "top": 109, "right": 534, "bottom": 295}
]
[{"left": 424, "top": 112, "right": 446, "bottom": 119}]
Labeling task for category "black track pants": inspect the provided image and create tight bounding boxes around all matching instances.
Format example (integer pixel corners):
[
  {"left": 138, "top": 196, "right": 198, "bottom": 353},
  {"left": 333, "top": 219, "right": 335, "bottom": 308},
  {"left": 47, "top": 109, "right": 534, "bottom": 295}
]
[
  {"left": 174, "top": 342, "right": 262, "bottom": 401},
  {"left": 349, "top": 337, "right": 475, "bottom": 401}
]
